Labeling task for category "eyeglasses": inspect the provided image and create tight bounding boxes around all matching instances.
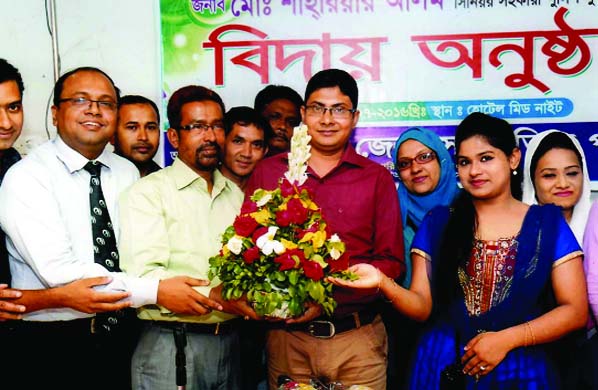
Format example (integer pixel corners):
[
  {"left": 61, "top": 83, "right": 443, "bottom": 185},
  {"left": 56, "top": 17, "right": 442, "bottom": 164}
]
[
  {"left": 304, "top": 105, "right": 356, "bottom": 119},
  {"left": 396, "top": 151, "right": 437, "bottom": 171},
  {"left": 179, "top": 123, "right": 225, "bottom": 133},
  {"left": 58, "top": 97, "right": 116, "bottom": 111}
]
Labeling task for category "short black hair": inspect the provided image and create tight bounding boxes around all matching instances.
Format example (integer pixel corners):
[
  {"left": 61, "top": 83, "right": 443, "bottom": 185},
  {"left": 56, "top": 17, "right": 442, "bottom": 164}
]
[
  {"left": 224, "top": 106, "right": 271, "bottom": 145},
  {"left": 166, "top": 85, "right": 225, "bottom": 130},
  {"left": 0, "top": 58, "right": 24, "bottom": 96},
  {"left": 119, "top": 95, "right": 160, "bottom": 124},
  {"left": 304, "top": 68, "right": 358, "bottom": 109},
  {"left": 53, "top": 66, "right": 120, "bottom": 106},
  {"left": 254, "top": 85, "right": 303, "bottom": 114}
]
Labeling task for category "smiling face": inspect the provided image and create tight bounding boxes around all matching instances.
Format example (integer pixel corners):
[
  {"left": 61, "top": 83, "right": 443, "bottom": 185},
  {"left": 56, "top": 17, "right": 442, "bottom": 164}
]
[
  {"left": 51, "top": 70, "right": 118, "bottom": 160},
  {"left": 533, "top": 148, "right": 583, "bottom": 216},
  {"left": 0, "top": 80, "right": 23, "bottom": 156},
  {"left": 397, "top": 139, "right": 441, "bottom": 195},
  {"left": 167, "top": 100, "right": 224, "bottom": 177},
  {"left": 456, "top": 135, "right": 520, "bottom": 200},
  {"left": 222, "top": 123, "right": 267, "bottom": 184},
  {"left": 300, "top": 86, "right": 359, "bottom": 157},
  {"left": 115, "top": 103, "right": 160, "bottom": 164}
]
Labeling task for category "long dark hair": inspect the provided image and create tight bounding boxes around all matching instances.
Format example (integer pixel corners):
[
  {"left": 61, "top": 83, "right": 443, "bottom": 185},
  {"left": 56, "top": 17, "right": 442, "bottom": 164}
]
[{"left": 435, "top": 112, "right": 521, "bottom": 308}]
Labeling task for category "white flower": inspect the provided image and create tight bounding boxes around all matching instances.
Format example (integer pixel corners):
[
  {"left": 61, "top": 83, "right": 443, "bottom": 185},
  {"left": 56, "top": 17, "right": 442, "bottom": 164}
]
[
  {"left": 256, "top": 226, "right": 285, "bottom": 256},
  {"left": 284, "top": 124, "right": 311, "bottom": 186},
  {"left": 330, "top": 248, "right": 341, "bottom": 260},
  {"left": 256, "top": 192, "right": 272, "bottom": 207},
  {"left": 329, "top": 234, "right": 341, "bottom": 243},
  {"left": 226, "top": 235, "right": 244, "bottom": 255}
]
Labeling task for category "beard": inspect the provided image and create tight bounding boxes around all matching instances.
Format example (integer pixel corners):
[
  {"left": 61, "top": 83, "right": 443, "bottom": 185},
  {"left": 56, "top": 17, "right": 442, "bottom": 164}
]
[{"left": 194, "top": 141, "right": 221, "bottom": 171}]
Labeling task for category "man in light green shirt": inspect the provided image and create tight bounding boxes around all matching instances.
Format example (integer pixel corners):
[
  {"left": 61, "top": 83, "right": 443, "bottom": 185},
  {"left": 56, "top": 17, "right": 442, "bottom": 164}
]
[{"left": 119, "top": 85, "right": 257, "bottom": 390}]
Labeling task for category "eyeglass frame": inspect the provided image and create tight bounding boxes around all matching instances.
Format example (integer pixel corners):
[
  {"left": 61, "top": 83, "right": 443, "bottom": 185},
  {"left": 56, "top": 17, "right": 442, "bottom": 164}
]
[
  {"left": 396, "top": 151, "right": 437, "bottom": 171},
  {"left": 304, "top": 104, "right": 356, "bottom": 119},
  {"left": 178, "top": 122, "right": 225, "bottom": 133},
  {"left": 58, "top": 97, "right": 117, "bottom": 111}
]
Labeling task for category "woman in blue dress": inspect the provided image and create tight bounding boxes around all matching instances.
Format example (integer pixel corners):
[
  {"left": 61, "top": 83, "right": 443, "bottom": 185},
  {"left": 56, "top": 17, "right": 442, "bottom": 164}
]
[{"left": 329, "top": 112, "right": 587, "bottom": 389}]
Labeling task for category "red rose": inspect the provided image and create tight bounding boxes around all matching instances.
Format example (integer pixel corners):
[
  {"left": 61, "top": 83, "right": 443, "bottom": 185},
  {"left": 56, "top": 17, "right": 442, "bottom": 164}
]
[
  {"left": 286, "top": 198, "right": 308, "bottom": 225},
  {"left": 233, "top": 215, "right": 259, "bottom": 237},
  {"left": 252, "top": 226, "right": 269, "bottom": 243},
  {"left": 287, "top": 248, "right": 306, "bottom": 263},
  {"left": 302, "top": 260, "right": 324, "bottom": 281},
  {"left": 280, "top": 179, "right": 297, "bottom": 197},
  {"left": 328, "top": 252, "right": 349, "bottom": 272},
  {"left": 242, "top": 246, "right": 260, "bottom": 264},
  {"left": 274, "top": 252, "right": 298, "bottom": 271},
  {"left": 240, "top": 200, "right": 258, "bottom": 214},
  {"left": 275, "top": 209, "right": 292, "bottom": 227}
]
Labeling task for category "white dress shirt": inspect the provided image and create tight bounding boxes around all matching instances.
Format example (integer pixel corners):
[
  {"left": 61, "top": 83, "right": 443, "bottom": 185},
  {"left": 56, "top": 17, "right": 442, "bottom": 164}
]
[{"left": 0, "top": 136, "right": 159, "bottom": 321}]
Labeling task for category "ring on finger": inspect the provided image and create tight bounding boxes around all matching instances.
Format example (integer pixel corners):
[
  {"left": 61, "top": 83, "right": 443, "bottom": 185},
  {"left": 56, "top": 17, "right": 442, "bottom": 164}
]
[{"left": 479, "top": 365, "right": 487, "bottom": 371}]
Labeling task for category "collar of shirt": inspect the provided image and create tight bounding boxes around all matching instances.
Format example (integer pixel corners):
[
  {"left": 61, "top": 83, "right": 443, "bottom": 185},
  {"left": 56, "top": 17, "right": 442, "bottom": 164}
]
[
  {"left": 277, "top": 144, "right": 367, "bottom": 178},
  {"left": 171, "top": 157, "right": 234, "bottom": 196},
  {"left": 53, "top": 135, "right": 115, "bottom": 174}
]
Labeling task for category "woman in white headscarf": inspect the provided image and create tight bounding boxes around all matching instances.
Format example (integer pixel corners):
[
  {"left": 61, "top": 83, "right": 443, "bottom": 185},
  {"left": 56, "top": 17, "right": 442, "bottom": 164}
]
[
  {"left": 522, "top": 129, "right": 594, "bottom": 389},
  {"left": 522, "top": 130, "right": 591, "bottom": 245}
]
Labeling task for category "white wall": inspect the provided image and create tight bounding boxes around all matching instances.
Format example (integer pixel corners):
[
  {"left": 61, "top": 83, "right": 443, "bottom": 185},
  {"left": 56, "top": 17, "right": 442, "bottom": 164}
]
[{"left": 0, "top": 0, "right": 163, "bottom": 164}]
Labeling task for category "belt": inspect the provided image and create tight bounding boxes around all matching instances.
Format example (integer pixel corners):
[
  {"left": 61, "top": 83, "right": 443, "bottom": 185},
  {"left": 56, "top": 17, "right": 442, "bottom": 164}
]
[
  {"left": 5, "top": 317, "right": 94, "bottom": 333},
  {"left": 270, "top": 309, "right": 379, "bottom": 338},
  {"left": 152, "top": 319, "right": 240, "bottom": 335},
  {"left": 150, "top": 319, "right": 240, "bottom": 388}
]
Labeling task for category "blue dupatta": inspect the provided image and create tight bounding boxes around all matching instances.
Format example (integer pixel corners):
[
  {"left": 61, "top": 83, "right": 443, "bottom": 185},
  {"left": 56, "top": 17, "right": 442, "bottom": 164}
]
[{"left": 393, "top": 127, "right": 459, "bottom": 287}]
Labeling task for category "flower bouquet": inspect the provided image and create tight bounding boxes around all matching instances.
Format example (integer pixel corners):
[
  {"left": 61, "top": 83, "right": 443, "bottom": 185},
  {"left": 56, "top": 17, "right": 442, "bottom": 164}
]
[{"left": 208, "top": 124, "right": 356, "bottom": 318}]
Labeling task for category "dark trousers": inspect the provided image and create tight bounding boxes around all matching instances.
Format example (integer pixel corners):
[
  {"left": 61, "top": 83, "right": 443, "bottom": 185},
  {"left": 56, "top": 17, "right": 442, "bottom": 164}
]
[
  {"left": 381, "top": 302, "right": 422, "bottom": 390},
  {"left": 239, "top": 320, "right": 267, "bottom": 390},
  {"left": 3, "top": 310, "right": 141, "bottom": 390}
]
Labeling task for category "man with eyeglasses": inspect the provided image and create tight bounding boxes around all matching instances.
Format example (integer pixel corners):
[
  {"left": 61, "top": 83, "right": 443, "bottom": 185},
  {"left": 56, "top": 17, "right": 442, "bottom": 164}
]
[
  {"left": 112, "top": 95, "right": 162, "bottom": 177},
  {"left": 119, "top": 85, "right": 258, "bottom": 390},
  {"left": 246, "top": 68, "right": 404, "bottom": 389},
  {"left": 0, "top": 67, "right": 224, "bottom": 390}
]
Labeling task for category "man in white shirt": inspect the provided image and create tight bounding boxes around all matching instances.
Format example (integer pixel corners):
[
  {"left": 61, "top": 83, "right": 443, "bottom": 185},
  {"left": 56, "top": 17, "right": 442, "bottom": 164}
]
[{"left": 0, "top": 67, "right": 223, "bottom": 390}]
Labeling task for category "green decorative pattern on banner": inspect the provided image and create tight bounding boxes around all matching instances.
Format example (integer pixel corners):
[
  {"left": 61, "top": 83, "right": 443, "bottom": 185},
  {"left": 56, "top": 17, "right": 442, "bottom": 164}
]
[{"left": 160, "top": 0, "right": 234, "bottom": 77}]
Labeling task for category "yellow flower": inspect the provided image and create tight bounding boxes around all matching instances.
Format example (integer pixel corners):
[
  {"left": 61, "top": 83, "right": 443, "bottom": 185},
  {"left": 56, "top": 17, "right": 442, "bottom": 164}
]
[
  {"left": 300, "top": 198, "right": 319, "bottom": 211},
  {"left": 251, "top": 208, "right": 272, "bottom": 225},
  {"left": 222, "top": 245, "right": 230, "bottom": 256},
  {"left": 281, "top": 238, "right": 298, "bottom": 250},
  {"left": 300, "top": 230, "right": 326, "bottom": 250}
]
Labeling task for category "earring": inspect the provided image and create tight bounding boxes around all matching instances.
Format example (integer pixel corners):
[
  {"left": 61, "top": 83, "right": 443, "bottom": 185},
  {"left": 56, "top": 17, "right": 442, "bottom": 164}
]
[{"left": 512, "top": 169, "right": 518, "bottom": 176}]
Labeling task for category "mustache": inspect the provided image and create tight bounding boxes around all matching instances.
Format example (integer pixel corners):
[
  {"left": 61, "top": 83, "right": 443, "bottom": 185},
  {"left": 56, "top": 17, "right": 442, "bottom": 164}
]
[
  {"left": 131, "top": 141, "right": 155, "bottom": 149},
  {"left": 196, "top": 141, "right": 221, "bottom": 153},
  {"left": 272, "top": 130, "right": 289, "bottom": 141}
]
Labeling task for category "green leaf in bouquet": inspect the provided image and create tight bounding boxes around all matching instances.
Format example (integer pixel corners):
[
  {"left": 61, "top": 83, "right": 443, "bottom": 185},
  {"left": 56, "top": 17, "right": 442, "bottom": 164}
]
[
  {"left": 288, "top": 270, "right": 299, "bottom": 286},
  {"left": 275, "top": 271, "right": 286, "bottom": 282},
  {"left": 232, "top": 286, "right": 244, "bottom": 299},
  {"left": 321, "top": 298, "right": 337, "bottom": 317},
  {"left": 306, "top": 280, "right": 324, "bottom": 301},
  {"left": 311, "top": 254, "right": 327, "bottom": 268},
  {"left": 288, "top": 298, "right": 303, "bottom": 315}
]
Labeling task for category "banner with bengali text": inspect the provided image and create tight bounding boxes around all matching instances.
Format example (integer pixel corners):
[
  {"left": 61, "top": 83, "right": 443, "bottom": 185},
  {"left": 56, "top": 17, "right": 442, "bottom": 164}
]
[{"left": 160, "top": 0, "right": 598, "bottom": 189}]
